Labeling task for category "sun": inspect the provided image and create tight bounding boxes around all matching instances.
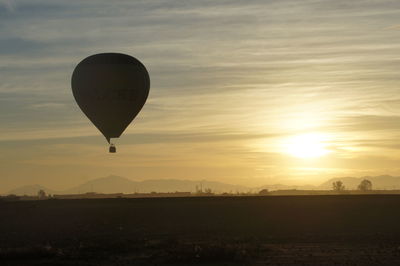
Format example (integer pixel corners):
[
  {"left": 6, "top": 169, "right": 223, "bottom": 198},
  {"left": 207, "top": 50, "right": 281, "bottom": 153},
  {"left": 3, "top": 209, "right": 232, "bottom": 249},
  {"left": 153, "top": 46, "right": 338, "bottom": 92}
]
[{"left": 284, "top": 133, "right": 330, "bottom": 159}]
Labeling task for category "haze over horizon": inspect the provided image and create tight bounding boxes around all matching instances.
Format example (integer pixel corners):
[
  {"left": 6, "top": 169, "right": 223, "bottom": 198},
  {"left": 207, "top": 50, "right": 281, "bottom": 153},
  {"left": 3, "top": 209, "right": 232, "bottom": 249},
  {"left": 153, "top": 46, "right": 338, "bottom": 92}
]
[
  {"left": 2, "top": 0, "right": 400, "bottom": 192},
  {"left": 6, "top": 174, "right": 400, "bottom": 196}
]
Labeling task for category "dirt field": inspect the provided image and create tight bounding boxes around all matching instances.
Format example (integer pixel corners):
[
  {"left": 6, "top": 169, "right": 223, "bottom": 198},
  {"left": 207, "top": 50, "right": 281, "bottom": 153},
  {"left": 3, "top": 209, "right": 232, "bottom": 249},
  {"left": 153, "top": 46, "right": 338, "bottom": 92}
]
[{"left": 1, "top": 195, "right": 400, "bottom": 265}]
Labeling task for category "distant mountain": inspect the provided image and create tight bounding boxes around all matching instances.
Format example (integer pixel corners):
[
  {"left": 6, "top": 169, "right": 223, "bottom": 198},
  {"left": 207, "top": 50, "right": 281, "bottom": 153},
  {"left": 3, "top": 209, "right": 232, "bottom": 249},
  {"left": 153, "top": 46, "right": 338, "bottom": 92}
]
[
  {"left": 8, "top": 175, "right": 400, "bottom": 196},
  {"left": 319, "top": 175, "right": 400, "bottom": 190},
  {"left": 7, "top": 184, "right": 57, "bottom": 196},
  {"left": 136, "top": 179, "right": 249, "bottom": 193},
  {"left": 49, "top": 175, "right": 249, "bottom": 195},
  {"left": 257, "top": 184, "right": 317, "bottom": 191},
  {"left": 64, "top": 175, "right": 138, "bottom": 194}
]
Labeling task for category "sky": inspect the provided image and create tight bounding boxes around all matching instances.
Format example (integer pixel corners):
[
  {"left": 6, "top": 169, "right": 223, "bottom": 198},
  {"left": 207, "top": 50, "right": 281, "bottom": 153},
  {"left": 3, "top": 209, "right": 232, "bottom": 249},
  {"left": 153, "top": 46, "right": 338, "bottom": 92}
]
[{"left": 1, "top": 0, "right": 400, "bottom": 192}]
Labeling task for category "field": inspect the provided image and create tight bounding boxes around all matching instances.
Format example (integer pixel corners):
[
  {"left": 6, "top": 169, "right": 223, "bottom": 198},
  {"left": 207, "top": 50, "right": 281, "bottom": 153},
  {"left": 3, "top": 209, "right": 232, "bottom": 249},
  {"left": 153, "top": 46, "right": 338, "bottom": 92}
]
[{"left": 1, "top": 195, "right": 400, "bottom": 265}]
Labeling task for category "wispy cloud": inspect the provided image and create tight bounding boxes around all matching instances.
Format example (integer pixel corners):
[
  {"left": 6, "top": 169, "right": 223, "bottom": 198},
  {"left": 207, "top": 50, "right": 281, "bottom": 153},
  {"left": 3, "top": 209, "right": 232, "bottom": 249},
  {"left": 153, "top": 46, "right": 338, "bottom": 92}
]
[
  {"left": 1, "top": 0, "right": 400, "bottom": 188},
  {"left": 1, "top": 0, "right": 17, "bottom": 12},
  {"left": 385, "top": 24, "right": 400, "bottom": 30}
]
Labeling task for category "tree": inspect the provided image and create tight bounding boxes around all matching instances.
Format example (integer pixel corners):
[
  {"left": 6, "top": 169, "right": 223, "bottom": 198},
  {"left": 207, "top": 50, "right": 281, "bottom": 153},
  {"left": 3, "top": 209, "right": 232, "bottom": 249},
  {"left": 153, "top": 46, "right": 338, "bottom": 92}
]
[
  {"left": 332, "top": 181, "right": 345, "bottom": 192},
  {"left": 358, "top": 179, "right": 372, "bottom": 191},
  {"left": 259, "top": 189, "right": 269, "bottom": 195},
  {"left": 204, "top": 188, "right": 213, "bottom": 194},
  {"left": 37, "top": 189, "right": 46, "bottom": 199}
]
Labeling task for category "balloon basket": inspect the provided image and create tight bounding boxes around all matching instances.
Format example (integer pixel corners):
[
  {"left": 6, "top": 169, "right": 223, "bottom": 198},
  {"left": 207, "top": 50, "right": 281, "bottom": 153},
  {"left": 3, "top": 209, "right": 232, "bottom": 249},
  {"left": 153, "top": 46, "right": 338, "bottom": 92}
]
[{"left": 109, "top": 144, "right": 116, "bottom": 153}]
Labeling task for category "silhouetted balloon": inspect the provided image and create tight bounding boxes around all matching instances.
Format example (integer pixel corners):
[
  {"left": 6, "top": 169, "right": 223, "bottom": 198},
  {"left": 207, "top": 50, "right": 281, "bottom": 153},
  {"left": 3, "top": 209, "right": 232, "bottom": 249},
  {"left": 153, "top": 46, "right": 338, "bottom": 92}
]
[{"left": 71, "top": 53, "right": 150, "bottom": 146}]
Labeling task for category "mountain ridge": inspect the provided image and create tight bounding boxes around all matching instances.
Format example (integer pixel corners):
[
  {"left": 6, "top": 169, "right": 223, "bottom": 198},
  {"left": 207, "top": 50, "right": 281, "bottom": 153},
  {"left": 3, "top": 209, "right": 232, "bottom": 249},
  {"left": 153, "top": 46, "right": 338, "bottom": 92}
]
[
  {"left": 6, "top": 175, "right": 400, "bottom": 196},
  {"left": 6, "top": 175, "right": 251, "bottom": 195}
]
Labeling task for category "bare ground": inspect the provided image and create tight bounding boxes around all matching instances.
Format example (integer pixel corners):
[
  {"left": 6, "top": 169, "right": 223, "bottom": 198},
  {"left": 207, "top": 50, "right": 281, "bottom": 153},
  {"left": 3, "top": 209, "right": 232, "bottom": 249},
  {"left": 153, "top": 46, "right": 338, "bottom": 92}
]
[{"left": 1, "top": 195, "right": 400, "bottom": 265}]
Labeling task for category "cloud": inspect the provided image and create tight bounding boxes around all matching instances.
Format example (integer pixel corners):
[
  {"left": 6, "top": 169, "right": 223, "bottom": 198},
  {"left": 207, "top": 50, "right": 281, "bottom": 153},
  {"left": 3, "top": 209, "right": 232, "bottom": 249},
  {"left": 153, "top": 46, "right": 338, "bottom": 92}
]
[
  {"left": 1, "top": 0, "right": 16, "bottom": 12},
  {"left": 1, "top": 0, "right": 400, "bottom": 188},
  {"left": 29, "top": 103, "right": 66, "bottom": 109},
  {"left": 354, "top": 139, "right": 400, "bottom": 150},
  {"left": 335, "top": 115, "right": 400, "bottom": 132},
  {"left": 385, "top": 24, "right": 400, "bottom": 30},
  {"left": 0, "top": 37, "right": 43, "bottom": 55}
]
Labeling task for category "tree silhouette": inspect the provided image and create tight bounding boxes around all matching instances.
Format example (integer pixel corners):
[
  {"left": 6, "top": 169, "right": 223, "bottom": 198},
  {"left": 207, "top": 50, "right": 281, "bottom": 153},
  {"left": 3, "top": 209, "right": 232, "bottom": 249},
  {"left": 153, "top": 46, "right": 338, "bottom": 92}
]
[
  {"left": 357, "top": 179, "right": 372, "bottom": 191},
  {"left": 332, "top": 181, "right": 345, "bottom": 191},
  {"left": 204, "top": 188, "right": 213, "bottom": 194},
  {"left": 37, "top": 189, "right": 46, "bottom": 199}
]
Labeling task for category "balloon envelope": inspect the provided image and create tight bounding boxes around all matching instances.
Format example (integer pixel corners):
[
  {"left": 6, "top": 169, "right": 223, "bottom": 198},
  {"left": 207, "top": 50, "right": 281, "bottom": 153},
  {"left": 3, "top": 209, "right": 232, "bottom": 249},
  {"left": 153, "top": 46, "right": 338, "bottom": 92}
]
[{"left": 71, "top": 53, "right": 150, "bottom": 142}]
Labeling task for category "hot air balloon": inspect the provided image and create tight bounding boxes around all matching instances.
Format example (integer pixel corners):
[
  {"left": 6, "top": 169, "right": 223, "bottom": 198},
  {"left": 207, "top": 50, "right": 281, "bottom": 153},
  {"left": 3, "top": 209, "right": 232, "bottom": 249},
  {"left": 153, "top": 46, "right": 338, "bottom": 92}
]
[{"left": 71, "top": 53, "right": 150, "bottom": 153}]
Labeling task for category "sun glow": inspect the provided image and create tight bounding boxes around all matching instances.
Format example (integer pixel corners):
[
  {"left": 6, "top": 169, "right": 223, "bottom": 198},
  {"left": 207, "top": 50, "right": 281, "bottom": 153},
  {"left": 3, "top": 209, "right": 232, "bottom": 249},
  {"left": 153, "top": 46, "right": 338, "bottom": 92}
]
[{"left": 284, "top": 133, "right": 330, "bottom": 159}]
